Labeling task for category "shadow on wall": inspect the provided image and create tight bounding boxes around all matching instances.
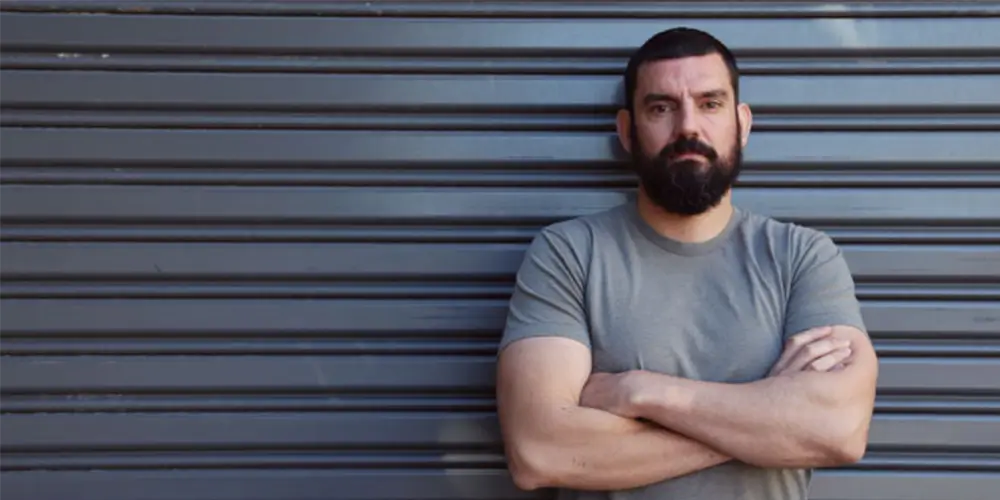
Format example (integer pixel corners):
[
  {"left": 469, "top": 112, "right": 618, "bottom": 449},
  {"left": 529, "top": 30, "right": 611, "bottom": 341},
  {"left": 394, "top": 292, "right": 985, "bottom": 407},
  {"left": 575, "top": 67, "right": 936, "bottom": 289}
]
[{"left": 439, "top": 416, "right": 528, "bottom": 496}]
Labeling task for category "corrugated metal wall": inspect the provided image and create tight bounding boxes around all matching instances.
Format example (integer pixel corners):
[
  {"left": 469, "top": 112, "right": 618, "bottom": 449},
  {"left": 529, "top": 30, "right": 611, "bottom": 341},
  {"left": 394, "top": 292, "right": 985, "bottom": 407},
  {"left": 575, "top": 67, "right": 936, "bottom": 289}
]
[{"left": 1, "top": 2, "right": 999, "bottom": 499}]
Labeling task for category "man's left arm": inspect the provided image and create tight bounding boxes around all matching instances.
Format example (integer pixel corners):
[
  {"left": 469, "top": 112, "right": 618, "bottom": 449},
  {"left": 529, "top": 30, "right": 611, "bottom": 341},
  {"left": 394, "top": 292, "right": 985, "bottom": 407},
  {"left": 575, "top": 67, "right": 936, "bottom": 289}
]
[
  {"left": 627, "top": 325, "right": 876, "bottom": 468},
  {"left": 583, "top": 232, "right": 878, "bottom": 469}
]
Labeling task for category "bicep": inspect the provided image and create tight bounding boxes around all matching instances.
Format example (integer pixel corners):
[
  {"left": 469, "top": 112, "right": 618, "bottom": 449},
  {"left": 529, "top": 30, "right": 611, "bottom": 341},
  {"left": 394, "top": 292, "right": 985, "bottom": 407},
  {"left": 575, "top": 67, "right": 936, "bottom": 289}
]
[
  {"left": 496, "top": 337, "right": 592, "bottom": 441},
  {"left": 784, "top": 232, "right": 867, "bottom": 339},
  {"left": 499, "top": 228, "right": 591, "bottom": 352}
]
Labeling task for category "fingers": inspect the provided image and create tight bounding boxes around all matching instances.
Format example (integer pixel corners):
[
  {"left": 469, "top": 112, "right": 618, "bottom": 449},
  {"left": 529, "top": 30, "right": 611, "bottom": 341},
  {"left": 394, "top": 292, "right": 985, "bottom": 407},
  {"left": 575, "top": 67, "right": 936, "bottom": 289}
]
[
  {"left": 769, "top": 326, "right": 834, "bottom": 376},
  {"left": 807, "top": 347, "right": 852, "bottom": 372},
  {"left": 784, "top": 337, "right": 852, "bottom": 373}
]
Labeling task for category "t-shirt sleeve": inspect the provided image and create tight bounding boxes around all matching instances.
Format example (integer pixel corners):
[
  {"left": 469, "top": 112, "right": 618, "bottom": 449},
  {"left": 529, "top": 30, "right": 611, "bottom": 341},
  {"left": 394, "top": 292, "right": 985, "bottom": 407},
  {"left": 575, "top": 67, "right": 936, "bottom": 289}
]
[
  {"left": 497, "top": 226, "right": 591, "bottom": 353},
  {"left": 783, "top": 230, "right": 868, "bottom": 339}
]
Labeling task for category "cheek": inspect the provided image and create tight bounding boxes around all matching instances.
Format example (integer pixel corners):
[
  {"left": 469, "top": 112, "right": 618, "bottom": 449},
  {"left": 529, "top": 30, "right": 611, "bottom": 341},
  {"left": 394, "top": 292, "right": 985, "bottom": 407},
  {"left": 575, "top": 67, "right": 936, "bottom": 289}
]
[
  {"left": 709, "top": 133, "right": 735, "bottom": 153},
  {"left": 706, "top": 118, "right": 739, "bottom": 150},
  {"left": 634, "top": 122, "right": 673, "bottom": 155}
]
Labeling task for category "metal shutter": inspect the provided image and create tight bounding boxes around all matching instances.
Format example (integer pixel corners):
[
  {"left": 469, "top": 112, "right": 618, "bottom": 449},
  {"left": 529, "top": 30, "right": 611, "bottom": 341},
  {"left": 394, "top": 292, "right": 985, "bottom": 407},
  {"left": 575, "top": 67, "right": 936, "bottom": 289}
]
[{"left": 1, "top": 2, "right": 998, "bottom": 499}]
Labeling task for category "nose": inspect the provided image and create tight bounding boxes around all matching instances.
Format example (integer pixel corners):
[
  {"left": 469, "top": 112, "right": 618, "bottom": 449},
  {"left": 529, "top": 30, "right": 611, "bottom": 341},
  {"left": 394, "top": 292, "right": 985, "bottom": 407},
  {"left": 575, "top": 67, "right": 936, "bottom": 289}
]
[{"left": 676, "top": 101, "right": 699, "bottom": 139}]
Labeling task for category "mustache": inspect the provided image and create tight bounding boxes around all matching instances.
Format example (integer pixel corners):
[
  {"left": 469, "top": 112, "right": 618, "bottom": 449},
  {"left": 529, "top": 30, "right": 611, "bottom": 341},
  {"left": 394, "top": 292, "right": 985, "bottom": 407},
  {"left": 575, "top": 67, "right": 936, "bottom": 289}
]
[{"left": 658, "top": 137, "right": 719, "bottom": 162}]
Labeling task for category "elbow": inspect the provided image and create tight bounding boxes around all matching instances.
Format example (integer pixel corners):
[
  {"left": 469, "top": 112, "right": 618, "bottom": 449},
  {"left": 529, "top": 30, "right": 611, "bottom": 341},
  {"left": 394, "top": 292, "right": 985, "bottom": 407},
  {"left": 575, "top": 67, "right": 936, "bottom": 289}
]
[
  {"left": 840, "top": 438, "right": 868, "bottom": 464},
  {"left": 828, "top": 428, "right": 869, "bottom": 465},
  {"left": 814, "top": 417, "right": 870, "bottom": 467},
  {"left": 508, "top": 458, "right": 548, "bottom": 491},
  {"left": 804, "top": 386, "right": 875, "bottom": 467},
  {"left": 817, "top": 436, "right": 868, "bottom": 467},
  {"left": 510, "top": 467, "right": 548, "bottom": 492},
  {"left": 505, "top": 440, "right": 558, "bottom": 491},
  {"left": 816, "top": 436, "right": 867, "bottom": 467}
]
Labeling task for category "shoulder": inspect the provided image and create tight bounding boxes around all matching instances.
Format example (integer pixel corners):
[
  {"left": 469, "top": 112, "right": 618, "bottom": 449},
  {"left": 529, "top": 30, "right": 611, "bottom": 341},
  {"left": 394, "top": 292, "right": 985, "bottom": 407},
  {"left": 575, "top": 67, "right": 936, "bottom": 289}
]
[
  {"left": 780, "top": 219, "right": 842, "bottom": 274},
  {"left": 735, "top": 208, "right": 842, "bottom": 270},
  {"left": 743, "top": 209, "right": 836, "bottom": 250},
  {"left": 528, "top": 204, "right": 626, "bottom": 258}
]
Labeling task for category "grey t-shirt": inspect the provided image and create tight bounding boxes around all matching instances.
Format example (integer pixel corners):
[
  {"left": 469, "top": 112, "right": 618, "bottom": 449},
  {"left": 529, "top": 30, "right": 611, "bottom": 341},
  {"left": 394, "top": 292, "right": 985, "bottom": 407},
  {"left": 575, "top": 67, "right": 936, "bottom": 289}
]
[{"left": 499, "top": 199, "right": 867, "bottom": 500}]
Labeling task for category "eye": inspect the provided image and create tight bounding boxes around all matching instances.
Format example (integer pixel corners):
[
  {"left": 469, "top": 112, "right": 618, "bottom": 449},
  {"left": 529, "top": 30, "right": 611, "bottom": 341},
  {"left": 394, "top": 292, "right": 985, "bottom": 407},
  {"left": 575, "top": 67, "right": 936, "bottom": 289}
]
[
  {"left": 702, "top": 100, "right": 723, "bottom": 110},
  {"left": 649, "top": 104, "right": 669, "bottom": 114}
]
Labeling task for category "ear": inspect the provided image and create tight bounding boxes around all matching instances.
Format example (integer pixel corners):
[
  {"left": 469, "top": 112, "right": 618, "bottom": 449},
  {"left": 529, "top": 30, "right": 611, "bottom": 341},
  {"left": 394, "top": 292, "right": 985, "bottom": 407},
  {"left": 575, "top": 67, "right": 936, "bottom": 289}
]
[
  {"left": 737, "top": 102, "right": 753, "bottom": 147},
  {"left": 616, "top": 108, "right": 633, "bottom": 154}
]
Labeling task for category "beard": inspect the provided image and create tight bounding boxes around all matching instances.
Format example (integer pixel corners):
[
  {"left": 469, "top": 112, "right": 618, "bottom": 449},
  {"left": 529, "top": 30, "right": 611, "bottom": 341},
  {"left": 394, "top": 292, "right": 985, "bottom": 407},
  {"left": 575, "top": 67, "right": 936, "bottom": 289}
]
[{"left": 630, "top": 128, "right": 743, "bottom": 216}]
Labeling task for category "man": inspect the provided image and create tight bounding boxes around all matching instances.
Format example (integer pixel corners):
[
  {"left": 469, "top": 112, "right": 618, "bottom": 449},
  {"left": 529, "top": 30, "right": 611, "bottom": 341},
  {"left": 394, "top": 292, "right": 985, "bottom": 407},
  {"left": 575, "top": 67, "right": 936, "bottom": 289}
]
[{"left": 495, "top": 27, "right": 878, "bottom": 499}]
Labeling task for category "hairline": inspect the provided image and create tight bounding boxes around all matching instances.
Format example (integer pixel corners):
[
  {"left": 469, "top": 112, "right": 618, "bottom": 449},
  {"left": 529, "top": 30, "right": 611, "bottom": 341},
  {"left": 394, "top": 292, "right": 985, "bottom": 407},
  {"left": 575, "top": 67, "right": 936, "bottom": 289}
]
[{"left": 623, "top": 29, "right": 740, "bottom": 114}]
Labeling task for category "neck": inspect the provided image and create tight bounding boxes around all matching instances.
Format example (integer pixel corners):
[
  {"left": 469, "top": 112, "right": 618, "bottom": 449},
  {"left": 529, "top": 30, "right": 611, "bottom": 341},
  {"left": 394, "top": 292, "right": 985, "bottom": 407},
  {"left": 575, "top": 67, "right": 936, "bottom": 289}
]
[{"left": 635, "top": 187, "right": 735, "bottom": 243}]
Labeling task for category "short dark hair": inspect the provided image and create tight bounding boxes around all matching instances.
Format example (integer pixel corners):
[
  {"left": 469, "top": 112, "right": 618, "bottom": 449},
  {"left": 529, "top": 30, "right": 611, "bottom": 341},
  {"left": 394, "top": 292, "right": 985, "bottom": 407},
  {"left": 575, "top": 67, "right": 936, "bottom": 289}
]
[{"left": 623, "top": 27, "right": 740, "bottom": 112}]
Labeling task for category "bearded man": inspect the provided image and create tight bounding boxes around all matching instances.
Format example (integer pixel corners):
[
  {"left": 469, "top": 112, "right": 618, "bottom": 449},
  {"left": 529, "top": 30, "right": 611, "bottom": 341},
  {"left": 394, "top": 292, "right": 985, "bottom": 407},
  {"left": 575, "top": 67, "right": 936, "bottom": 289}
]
[{"left": 495, "top": 27, "right": 878, "bottom": 500}]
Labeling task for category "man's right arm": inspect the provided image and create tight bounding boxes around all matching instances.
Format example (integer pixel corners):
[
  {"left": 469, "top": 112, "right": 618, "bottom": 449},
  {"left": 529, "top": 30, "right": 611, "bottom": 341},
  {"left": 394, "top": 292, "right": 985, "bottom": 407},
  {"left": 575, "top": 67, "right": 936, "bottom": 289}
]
[
  {"left": 497, "top": 226, "right": 728, "bottom": 490},
  {"left": 497, "top": 336, "right": 730, "bottom": 491}
]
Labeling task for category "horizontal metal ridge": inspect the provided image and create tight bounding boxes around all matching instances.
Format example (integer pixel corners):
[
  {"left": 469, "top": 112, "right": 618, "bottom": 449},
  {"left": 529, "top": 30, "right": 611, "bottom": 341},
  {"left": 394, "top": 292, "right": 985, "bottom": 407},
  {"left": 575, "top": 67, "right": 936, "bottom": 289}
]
[
  {"left": 3, "top": 393, "right": 999, "bottom": 415},
  {"left": 0, "top": 338, "right": 503, "bottom": 356},
  {"left": 0, "top": 450, "right": 507, "bottom": 471},
  {"left": 0, "top": 110, "right": 621, "bottom": 132},
  {"left": 0, "top": 469, "right": 532, "bottom": 500},
  {"left": 0, "top": 282, "right": 520, "bottom": 299},
  {"left": 4, "top": 224, "right": 1000, "bottom": 244},
  {"left": 851, "top": 449, "right": 1000, "bottom": 472},
  {"left": 7, "top": 52, "right": 1000, "bottom": 74},
  {"left": 2, "top": 336, "right": 999, "bottom": 357},
  {"left": 3, "top": 450, "right": 999, "bottom": 472},
  {"left": 0, "top": 299, "right": 997, "bottom": 336},
  {"left": 5, "top": 129, "right": 1000, "bottom": 167},
  {"left": 13, "top": 301, "right": 1000, "bottom": 338},
  {"left": 2, "top": 356, "right": 997, "bottom": 393},
  {"left": 879, "top": 395, "right": 1000, "bottom": 414},
  {"left": 0, "top": 412, "right": 510, "bottom": 450},
  {"left": 5, "top": 72, "right": 1000, "bottom": 110},
  {"left": 1, "top": 469, "right": 999, "bottom": 500},
  {"left": 6, "top": 111, "right": 1000, "bottom": 133},
  {"left": 1, "top": 413, "right": 996, "bottom": 451},
  {"left": 2, "top": 186, "right": 998, "bottom": 224},
  {"left": 876, "top": 340, "right": 1000, "bottom": 357},
  {"left": 3, "top": 1, "right": 1000, "bottom": 18},
  {"left": 3, "top": 242, "right": 997, "bottom": 281},
  {"left": 2, "top": 14, "right": 999, "bottom": 55},
  {"left": 3, "top": 283, "right": 997, "bottom": 301},
  {"left": 0, "top": 395, "right": 499, "bottom": 413},
  {"left": 5, "top": 166, "right": 1000, "bottom": 188}
]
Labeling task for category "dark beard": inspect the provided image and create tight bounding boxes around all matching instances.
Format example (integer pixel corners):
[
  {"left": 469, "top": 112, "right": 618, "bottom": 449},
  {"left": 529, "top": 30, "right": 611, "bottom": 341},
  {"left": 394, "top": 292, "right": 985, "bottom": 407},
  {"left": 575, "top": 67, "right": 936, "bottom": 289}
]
[{"left": 630, "top": 131, "right": 743, "bottom": 216}]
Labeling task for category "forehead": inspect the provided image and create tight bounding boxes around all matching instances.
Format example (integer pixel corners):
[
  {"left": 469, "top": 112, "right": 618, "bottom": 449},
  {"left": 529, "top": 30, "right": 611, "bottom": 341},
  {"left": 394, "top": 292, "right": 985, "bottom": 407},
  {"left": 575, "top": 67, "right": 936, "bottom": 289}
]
[{"left": 635, "top": 53, "right": 732, "bottom": 95}]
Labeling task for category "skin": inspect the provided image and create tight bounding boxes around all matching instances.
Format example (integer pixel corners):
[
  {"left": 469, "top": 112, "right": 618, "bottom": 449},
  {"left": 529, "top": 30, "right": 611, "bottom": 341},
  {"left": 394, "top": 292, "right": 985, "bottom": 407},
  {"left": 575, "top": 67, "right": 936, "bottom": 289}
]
[
  {"left": 580, "top": 325, "right": 877, "bottom": 468},
  {"left": 497, "top": 328, "right": 858, "bottom": 490},
  {"left": 496, "top": 52, "right": 878, "bottom": 491},
  {"left": 496, "top": 336, "right": 732, "bottom": 491}
]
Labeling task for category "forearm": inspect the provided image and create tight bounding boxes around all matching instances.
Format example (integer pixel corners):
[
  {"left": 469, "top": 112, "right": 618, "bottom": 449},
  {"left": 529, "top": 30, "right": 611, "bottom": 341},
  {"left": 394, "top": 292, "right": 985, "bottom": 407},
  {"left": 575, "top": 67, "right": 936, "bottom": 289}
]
[
  {"left": 632, "top": 371, "right": 868, "bottom": 468},
  {"left": 506, "top": 404, "right": 730, "bottom": 491}
]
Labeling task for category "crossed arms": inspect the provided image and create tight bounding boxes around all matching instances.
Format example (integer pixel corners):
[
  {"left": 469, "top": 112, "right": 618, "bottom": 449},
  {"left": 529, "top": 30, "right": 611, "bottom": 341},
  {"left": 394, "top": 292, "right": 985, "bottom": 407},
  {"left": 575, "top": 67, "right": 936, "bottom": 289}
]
[
  {"left": 496, "top": 227, "right": 879, "bottom": 491},
  {"left": 496, "top": 325, "right": 878, "bottom": 491}
]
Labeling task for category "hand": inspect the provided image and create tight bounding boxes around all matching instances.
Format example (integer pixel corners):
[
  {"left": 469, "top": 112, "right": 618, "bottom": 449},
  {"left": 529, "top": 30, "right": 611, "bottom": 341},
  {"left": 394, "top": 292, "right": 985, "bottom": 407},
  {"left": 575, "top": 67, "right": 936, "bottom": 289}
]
[
  {"left": 769, "top": 326, "right": 853, "bottom": 377},
  {"left": 579, "top": 370, "right": 648, "bottom": 419}
]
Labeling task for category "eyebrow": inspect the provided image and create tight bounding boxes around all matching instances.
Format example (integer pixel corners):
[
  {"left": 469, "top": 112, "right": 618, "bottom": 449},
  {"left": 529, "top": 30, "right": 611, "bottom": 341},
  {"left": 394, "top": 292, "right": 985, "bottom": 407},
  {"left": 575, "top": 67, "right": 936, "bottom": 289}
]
[{"left": 642, "top": 89, "right": 729, "bottom": 105}]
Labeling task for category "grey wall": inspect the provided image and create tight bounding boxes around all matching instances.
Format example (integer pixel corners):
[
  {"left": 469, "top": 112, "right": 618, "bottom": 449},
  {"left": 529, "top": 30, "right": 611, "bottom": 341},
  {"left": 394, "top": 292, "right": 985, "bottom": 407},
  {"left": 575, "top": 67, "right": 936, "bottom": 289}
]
[{"left": 2, "top": 2, "right": 999, "bottom": 499}]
